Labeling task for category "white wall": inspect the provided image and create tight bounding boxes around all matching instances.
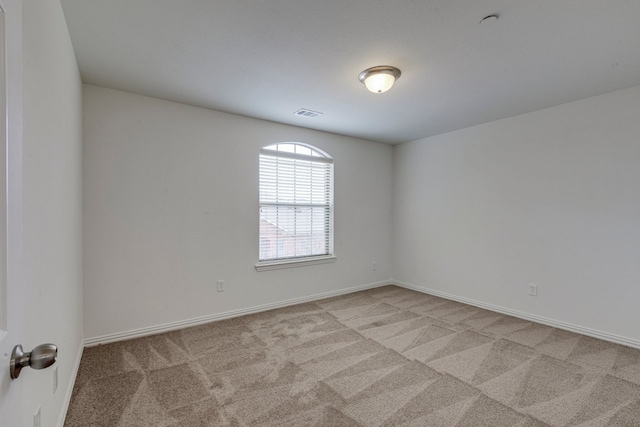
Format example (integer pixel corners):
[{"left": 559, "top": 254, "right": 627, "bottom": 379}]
[
  {"left": 22, "top": 0, "right": 83, "bottom": 426},
  {"left": 83, "top": 85, "right": 393, "bottom": 339},
  {"left": 393, "top": 85, "right": 640, "bottom": 343}
]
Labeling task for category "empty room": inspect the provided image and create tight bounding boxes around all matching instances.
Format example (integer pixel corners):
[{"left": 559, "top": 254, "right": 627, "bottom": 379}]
[{"left": 1, "top": 0, "right": 640, "bottom": 426}]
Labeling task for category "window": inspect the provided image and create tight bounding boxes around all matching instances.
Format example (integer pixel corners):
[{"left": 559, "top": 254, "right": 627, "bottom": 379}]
[{"left": 257, "top": 143, "right": 334, "bottom": 269}]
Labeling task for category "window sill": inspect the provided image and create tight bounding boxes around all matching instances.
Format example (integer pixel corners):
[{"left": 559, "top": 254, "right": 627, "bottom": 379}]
[{"left": 255, "top": 255, "right": 336, "bottom": 272}]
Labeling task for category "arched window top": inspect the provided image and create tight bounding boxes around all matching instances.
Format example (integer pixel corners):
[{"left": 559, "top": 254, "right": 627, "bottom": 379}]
[{"left": 262, "top": 142, "right": 332, "bottom": 161}]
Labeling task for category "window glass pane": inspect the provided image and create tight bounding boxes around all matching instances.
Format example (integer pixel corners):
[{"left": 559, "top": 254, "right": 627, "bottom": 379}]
[
  {"left": 279, "top": 143, "right": 295, "bottom": 153},
  {"left": 296, "top": 145, "right": 311, "bottom": 156},
  {"left": 260, "top": 205, "right": 329, "bottom": 260}
]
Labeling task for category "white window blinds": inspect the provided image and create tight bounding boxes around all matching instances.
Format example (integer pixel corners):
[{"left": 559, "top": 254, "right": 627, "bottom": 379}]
[{"left": 259, "top": 143, "right": 334, "bottom": 262}]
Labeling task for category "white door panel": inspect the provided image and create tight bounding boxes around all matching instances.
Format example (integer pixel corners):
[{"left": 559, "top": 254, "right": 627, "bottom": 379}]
[{"left": 0, "top": 0, "right": 24, "bottom": 424}]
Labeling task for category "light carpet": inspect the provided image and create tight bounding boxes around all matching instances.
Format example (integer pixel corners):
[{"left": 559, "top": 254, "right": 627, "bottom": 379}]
[{"left": 64, "top": 285, "right": 640, "bottom": 426}]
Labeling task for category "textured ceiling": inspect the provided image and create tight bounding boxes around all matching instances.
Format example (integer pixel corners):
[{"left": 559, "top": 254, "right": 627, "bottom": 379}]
[{"left": 60, "top": 0, "right": 640, "bottom": 144}]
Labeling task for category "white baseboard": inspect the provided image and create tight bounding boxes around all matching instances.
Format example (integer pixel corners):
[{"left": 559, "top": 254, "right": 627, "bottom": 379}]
[
  {"left": 57, "top": 342, "right": 84, "bottom": 427},
  {"left": 393, "top": 280, "right": 640, "bottom": 350},
  {"left": 84, "top": 280, "right": 393, "bottom": 347},
  {"left": 84, "top": 278, "right": 640, "bottom": 350}
]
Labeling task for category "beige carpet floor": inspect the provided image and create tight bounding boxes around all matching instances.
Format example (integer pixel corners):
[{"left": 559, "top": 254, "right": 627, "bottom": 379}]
[{"left": 64, "top": 285, "right": 640, "bottom": 426}]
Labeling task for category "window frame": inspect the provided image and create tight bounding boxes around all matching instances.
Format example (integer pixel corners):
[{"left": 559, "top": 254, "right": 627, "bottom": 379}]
[{"left": 256, "top": 142, "right": 336, "bottom": 271}]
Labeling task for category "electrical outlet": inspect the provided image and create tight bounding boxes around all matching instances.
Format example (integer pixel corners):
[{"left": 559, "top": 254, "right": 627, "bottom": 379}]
[
  {"left": 34, "top": 406, "right": 41, "bottom": 427},
  {"left": 528, "top": 284, "right": 538, "bottom": 297},
  {"left": 217, "top": 280, "right": 224, "bottom": 292},
  {"left": 53, "top": 365, "right": 59, "bottom": 394},
  {"left": 372, "top": 262, "right": 377, "bottom": 271}
]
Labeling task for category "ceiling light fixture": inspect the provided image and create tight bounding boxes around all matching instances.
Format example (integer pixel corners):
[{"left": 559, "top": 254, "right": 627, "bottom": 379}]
[{"left": 358, "top": 65, "right": 401, "bottom": 93}]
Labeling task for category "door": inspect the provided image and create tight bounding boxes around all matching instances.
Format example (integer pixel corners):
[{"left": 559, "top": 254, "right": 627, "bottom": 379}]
[{"left": 0, "top": 0, "right": 24, "bottom": 424}]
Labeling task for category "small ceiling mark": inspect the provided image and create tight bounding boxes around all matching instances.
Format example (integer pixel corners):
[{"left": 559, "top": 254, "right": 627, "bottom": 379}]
[
  {"left": 294, "top": 108, "right": 323, "bottom": 118},
  {"left": 480, "top": 14, "right": 499, "bottom": 26}
]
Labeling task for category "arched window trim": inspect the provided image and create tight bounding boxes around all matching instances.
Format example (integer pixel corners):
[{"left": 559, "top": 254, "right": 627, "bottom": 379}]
[{"left": 260, "top": 142, "right": 333, "bottom": 163}]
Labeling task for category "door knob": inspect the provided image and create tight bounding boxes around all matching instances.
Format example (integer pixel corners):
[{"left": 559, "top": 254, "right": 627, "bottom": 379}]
[{"left": 10, "top": 343, "right": 58, "bottom": 379}]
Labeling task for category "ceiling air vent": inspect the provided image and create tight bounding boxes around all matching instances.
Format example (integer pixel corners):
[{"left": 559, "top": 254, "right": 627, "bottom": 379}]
[{"left": 293, "top": 108, "right": 323, "bottom": 118}]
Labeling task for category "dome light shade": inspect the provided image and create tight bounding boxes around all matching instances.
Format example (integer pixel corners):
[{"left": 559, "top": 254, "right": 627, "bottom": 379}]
[{"left": 358, "top": 66, "right": 401, "bottom": 93}]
